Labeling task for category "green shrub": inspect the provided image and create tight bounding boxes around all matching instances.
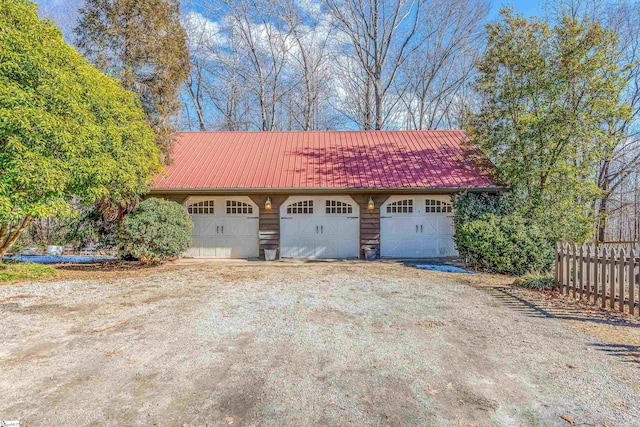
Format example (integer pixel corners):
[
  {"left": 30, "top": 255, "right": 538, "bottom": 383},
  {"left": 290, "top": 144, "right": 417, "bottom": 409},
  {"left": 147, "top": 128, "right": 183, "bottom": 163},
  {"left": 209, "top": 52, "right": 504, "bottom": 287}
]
[
  {"left": 117, "top": 198, "right": 192, "bottom": 263},
  {"left": 452, "top": 191, "right": 513, "bottom": 226},
  {"left": 514, "top": 273, "right": 557, "bottom": 289},
  {"left": 454, "top": 213, "right": 555, "bottom": 275}
]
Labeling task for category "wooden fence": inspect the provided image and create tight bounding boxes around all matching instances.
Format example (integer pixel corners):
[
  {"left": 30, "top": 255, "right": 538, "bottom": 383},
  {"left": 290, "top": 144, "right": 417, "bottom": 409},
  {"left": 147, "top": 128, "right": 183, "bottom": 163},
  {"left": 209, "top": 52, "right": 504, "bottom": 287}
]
[{"left": 555, "top": 243, "right": 640, "bottom": 315}]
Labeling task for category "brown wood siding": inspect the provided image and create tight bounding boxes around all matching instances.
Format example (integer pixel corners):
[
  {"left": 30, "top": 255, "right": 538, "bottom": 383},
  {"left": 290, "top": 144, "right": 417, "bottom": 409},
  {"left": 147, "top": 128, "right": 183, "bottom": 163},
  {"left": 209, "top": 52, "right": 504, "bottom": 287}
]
[
  {"left": 248, "top": 195, "right": 288, "bottom": 259},
  {"left": 351, "top": 195, "right": 390, "bottom": 258}
]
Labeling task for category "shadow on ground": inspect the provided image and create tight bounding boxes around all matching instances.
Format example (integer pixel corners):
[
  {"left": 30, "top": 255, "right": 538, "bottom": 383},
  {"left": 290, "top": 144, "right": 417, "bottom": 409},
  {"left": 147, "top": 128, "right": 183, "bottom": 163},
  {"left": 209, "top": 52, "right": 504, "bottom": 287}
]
[
  {"left": 55, "top": 261, "right": 159, "bottom": 272},
  {"left": 589, "top": 343, "right": 640, "bottom": 365},
  {"left": 476, "top": 286, "right": 640, "bottom": 365}
]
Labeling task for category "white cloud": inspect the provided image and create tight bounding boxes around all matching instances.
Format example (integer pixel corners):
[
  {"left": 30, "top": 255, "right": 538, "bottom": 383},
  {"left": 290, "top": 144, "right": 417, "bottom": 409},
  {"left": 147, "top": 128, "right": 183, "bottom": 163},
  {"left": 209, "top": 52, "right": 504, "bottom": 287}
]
[
  {"left": 182, "top": 11, "right": 228, "bottom": 51},
  {"left": 294, "top": 0, "right": 322, "bottom": 16}
]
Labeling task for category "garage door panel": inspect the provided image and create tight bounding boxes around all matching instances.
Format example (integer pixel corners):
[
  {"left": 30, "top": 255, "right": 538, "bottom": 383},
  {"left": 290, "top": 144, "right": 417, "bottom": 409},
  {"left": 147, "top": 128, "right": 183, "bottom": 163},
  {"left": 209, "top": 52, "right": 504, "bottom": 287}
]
[
  {"left": 439, "top": 217, "right": 454, "bottom": 234},
  {"left": 422, "top": 218, "right": 439, "bottom": 236},
  {"left": 185, "top": 198, "right": 259, "bottom": 258},
  {"left": 299, "top": 218, "right": 321, "bottom": 238},
  {"left": 381, "top": 196, "right": 457, "bottom": 258},
  {"left": 297, "top": 240, "right": 316, "bottom": 258},
  {"left": 280, "top": 197, "right": 359, "bottom": 259},
  {"left": 381, "top": 218, "right": 424, "bottom": 258},
  {"left": 216, "top": 236, "right": 253, "bottom": 258},
  {"left": 439, "top": 239, "right": 457, "bottom": 256},
  {"left": 423, "top": 238, "right": 439, "bottom": 257},
  {"left": 314, "top": 240, "right": 332, "bottom": 258},
  {"left": 220, "top": 217, "right": 258, "bottom": 238}
]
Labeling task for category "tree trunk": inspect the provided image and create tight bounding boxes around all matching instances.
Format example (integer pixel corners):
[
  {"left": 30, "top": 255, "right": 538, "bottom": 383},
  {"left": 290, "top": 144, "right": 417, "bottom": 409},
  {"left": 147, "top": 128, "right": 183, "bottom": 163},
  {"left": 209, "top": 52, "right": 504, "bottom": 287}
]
[
  {"left": 597, "top": 160, "right": 611, "bottom": 242},
  {"left": 374, "top": 79, "right": 383, "bottom": 130},
  {"left": 186, "top": 82, "right": 206, "bottom": 131},
  {"left": 0, "top": 216, "right": 33, "bottom": 260},
  {"left": 597, "top": 196, "right": 608, "bottom": 242},
  {"left": 363, "top": 75, "right": 373, "bottom": 130}
]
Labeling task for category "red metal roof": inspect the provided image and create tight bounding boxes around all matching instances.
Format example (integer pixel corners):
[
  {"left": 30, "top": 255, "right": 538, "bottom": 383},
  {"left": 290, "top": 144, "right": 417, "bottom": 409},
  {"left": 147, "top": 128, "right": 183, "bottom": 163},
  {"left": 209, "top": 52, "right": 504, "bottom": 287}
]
[{"left": 152, "top": 130, "right": 496, "bottom": 190}]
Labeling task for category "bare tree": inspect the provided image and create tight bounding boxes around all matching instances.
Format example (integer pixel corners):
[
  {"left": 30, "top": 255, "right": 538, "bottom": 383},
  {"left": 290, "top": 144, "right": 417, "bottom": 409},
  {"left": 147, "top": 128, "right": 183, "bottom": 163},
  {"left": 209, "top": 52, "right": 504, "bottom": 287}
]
[
  {"left": 221, "top": 0, "right": 293, "bottom": 130},
  {"left": 397, "top": 0, "right": 489, "bottom": 130},
  {"left": 326, "top": 0, "right": 422, "bottom": 130},
  {"left": 180, "top": 0, "right": 489, "bottom": 131},
  {"left": 281, "top": 1, "right": 336, "bottom": 130}
]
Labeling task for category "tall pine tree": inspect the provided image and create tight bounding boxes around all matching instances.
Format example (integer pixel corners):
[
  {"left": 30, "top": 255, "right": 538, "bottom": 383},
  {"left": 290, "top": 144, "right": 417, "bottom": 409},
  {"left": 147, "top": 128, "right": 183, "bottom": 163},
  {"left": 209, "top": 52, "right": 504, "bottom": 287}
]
[{"left": 74, "top": 0, "right": 189, "bottom": 157}]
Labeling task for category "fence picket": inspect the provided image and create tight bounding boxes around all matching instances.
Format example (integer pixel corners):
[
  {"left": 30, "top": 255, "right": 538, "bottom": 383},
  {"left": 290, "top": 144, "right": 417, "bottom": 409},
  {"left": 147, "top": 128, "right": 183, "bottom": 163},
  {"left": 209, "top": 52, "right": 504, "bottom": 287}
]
[
  {"left": 579, "top": 244, "right": 585, "bottom": 300},
  {"left": 555, "top": 242, "right": 560, "bottom": 289},
  {"left": 586, "top": 245, "right": 592, "bottom": 303},
  {"left": 609, "top": 247, "right": 616, "bottom": 310},
  {"left": 554, "top": 243, "right": 640, "bottom": 316},
  {"left": 571, "top": 243, "right": 578, "bottom": 299},
  {"left": 631, "top": 249, "right": 640, "bottom": 316},
  {"left": 601, "top": 247, "right": 608, "bottom": 308},
  {"left": 619, "top": 248, "right": 626, "bottom": 313},
  {"left": 565, "top": 243, "right": 571, "bottom": 296},
  {"left": 593, "top": 247, "right": 600, "bottom": 304},
  {"left": 628, "top": 248, "right": 636, "bottom": 316}
]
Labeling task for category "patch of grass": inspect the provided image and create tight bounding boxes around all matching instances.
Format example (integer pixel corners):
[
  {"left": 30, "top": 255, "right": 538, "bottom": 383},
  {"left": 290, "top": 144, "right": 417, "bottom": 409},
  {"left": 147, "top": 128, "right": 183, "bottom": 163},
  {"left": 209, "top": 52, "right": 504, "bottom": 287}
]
[
  {"left": 0, "top": 262, "right": 59, "bottom": 284},
  {"left": 513, "top": 273, "right": 557, "bottom": 289}
]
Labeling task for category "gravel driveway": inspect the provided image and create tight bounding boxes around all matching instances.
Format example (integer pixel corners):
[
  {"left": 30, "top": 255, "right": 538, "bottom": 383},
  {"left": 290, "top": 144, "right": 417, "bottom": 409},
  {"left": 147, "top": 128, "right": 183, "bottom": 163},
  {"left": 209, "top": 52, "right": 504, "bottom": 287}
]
[{"left": 1, "top": 262, "right": 639, "bottom": 426}]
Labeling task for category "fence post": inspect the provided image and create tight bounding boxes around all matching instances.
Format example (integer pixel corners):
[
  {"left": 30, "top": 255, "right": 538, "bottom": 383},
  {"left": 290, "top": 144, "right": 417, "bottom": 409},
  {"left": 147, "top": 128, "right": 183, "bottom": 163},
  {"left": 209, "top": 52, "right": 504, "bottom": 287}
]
[
  {"left": 619, "top": 248, "right": 626, "bottom": 313},
  {"left": 593, "top": 245, "right": 600, "bottom": 305},
  {"left": 555, "top": 242, "right": 561, "bottom": 291},
  {"left": 572, "top": 243, "right": 578, "bottom": 299},
  {"left": 579, "top": 244, "right": 585, "bottom": 300},
  {"left": 601, "top": 247, "right": 608, "bottom": 309},
  {"left": 610, "top": 247, "right": 616, "bottom": 310},
  {"left": 634, "top": 249, "right": 639, "bottom": 316},
  {"left": 628, "top": 248, "right": 636, "bottom": 316},
  {"left": 586, "top": 244, "right": 591, "bottom": 303},
  {"left": 565, "top": 243, "right": 571, "bottom": 296}
]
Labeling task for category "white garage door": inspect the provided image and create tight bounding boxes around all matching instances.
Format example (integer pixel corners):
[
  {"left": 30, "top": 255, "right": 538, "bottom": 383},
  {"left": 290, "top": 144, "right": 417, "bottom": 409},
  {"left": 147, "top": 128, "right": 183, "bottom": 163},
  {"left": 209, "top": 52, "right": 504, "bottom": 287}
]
[
  {"left": 280, "top": 196, "right": 359, "bottom": 259},
  {"left": 185, "top": 197, "right": 259, "bottom": 258},
  {"left": 380, "top": 196, "right": 457, "bottom": 258}
]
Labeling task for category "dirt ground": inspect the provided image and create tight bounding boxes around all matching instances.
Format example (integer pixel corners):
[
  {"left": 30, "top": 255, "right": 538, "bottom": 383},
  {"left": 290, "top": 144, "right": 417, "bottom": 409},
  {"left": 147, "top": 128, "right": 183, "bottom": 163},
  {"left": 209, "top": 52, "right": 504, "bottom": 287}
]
[{"left": 1, "top": 262, "right": 640, "bottom": 426}]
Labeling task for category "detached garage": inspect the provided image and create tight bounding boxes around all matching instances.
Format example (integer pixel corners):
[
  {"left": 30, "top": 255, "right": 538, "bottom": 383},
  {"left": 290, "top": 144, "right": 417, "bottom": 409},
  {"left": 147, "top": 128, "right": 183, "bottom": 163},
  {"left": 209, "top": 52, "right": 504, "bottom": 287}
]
[{"left": 150, "top": 130, "right": 500, "bottom": 259}]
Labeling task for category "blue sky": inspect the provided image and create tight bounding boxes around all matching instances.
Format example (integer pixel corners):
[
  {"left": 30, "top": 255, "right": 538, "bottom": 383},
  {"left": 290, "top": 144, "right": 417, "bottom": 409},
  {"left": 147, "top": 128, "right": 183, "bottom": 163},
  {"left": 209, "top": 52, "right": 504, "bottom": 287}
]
[
  {"left": 491, "top": 0, "right": 544, "bottom": 18},
  {"left": 34, "top": 0, "right": 546, "bottom": 22}
]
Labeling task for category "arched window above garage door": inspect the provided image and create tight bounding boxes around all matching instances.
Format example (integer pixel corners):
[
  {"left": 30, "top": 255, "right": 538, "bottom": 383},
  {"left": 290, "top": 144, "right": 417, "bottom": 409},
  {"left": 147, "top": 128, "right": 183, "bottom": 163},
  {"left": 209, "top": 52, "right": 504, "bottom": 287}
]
[
  {"left": 386, "top": 199, "right": 413, "bottom": 214},
  {"left": 425, "top": 199, "right": 452, "bottom": 213},
  {"left": 286, "top": 200, "right": 314, "bottom": 214},
  {"left": 187, "top": 200, "right": 215, "bottom": 214},
  {"left": 226, "top": 200, "right": 254, "bottom": 215},
  {"left": 326, "top": 200, "right": 353, "bottom": 214}
]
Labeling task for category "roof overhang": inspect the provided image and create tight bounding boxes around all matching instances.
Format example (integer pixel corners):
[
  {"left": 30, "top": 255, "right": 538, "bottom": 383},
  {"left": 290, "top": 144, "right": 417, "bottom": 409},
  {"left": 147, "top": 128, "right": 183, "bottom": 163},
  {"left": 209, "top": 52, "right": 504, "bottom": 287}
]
[{"left": 149, "top": 186, "right": 507, "bottom": 195}]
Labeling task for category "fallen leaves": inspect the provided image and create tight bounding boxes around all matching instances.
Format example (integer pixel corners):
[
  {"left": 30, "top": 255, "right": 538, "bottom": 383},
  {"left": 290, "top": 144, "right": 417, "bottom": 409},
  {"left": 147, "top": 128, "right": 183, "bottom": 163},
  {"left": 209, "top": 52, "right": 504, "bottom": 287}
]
[
  {"left": 418, "top": 320, "right": 444, "bottom": 328},
  {"left": 92, "top": 319, "right": 130, "bottom": 333},
  {"left": 105, "top": 349, "right": 122, "bottom": 357},
  {"left": 560, "top": 414, "right": 577, "bottom": 424},
  {"left": 0, "top": 294, "right": 39, "bottom": 303}
]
